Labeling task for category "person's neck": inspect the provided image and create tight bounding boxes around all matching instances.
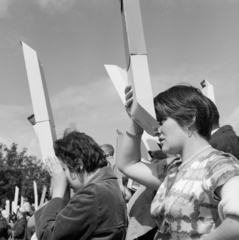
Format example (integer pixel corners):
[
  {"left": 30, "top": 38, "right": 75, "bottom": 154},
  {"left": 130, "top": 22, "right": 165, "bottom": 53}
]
[
  {"left": 83, "top": 168, "right": 101, "bottom": 186},
  {"left": 180, "top": 136, "right": 210, "bottom": 162}
]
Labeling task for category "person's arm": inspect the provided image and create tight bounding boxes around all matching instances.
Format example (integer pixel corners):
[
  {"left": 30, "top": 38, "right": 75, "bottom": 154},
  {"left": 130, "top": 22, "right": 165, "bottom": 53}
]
[
  {"left": 117, "top": 85, "right": 165, "bottom": 191},
  {"left": 36, "top": 187, "right": 98, "bottom": 240},
  {"left": 203, "top": 176, "right": 239, "bottom": 240}
]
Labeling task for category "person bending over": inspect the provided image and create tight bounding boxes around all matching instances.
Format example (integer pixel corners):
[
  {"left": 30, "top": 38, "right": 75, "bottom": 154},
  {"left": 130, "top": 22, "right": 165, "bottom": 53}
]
[{"left": 35, "top": 130, "right": 127, "bottom": 240}]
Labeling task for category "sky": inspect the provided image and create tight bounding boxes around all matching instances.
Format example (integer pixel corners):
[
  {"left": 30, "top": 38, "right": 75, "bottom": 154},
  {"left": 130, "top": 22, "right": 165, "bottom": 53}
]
[{"left": 0, "top": 0, "right": 239, "bottom": 160}]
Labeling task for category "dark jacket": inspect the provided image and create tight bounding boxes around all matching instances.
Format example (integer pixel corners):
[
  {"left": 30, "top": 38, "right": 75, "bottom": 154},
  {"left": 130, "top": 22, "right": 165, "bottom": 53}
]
[
  {"left": 35, "top": 166, "right": 127, "bottom": 240},
  {"left": 13, "top": 218, "right": 27, "bottom": 240},
  {"left": 0, "top": 217, "right": 8, "bottom": 240},
  {"left": 210, "top": 125, "right": 239, "bottom": 160}
]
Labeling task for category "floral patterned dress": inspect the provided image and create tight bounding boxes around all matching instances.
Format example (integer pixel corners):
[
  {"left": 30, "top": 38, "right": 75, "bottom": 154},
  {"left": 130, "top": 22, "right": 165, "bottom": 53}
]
[{"left": 151, "top": 151, "right": 239, "bottom": 240}]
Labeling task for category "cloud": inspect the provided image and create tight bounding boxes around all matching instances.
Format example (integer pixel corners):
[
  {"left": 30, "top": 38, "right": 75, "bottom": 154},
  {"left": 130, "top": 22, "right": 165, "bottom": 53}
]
[
  {"left": 0, "top": 0, "right": 13, "bottom": 17},
  {"left": 34, "top": 0, "right": 76, "bottom": 13},
  {"left": 33, "top": 0, "right": 113, "bottom": 14}
]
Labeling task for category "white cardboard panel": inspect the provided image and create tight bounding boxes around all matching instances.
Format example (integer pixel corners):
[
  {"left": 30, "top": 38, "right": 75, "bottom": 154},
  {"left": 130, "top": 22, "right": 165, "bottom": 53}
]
[
  {"left": 201, "top": 80, "right": 216, "bottom": 103},
  {"left": 128, "top": 55, "right": 159, "bottom": 135},
  {"left": 105, "top": 65, "right": 159, "bottom": 151},
  {"left": 11, "top": 201, "right": 15, "bottom": 214},
  {"left": 105, "top": 65, "right": 128, "bottom": 103},
  {"left": 21, "top": 42, "right": 57, "bottom": 162},
  {"left": 13, "top": 186, "right": 19, "bottom": 214},
  {"left": 120, "top": 0, "right": 147, "bottom": 55},
  {"left": 36, "top": 121, "right": 56, "bottom": 162},
  {"left": 33, "top": 181, "right": 38, "bottom": 210},
  {"left": 21, "top": 42, "right": 55, "bottom": 125}
]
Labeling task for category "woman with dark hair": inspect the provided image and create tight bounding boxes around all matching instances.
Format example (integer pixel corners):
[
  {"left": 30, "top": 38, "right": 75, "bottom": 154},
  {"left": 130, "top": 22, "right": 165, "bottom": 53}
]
[
  {"left": 35, "top": 130, "right": 127, "bottom": 240},
  {"left": 118, "top": 84, "right": 239, "bottom": 240}
]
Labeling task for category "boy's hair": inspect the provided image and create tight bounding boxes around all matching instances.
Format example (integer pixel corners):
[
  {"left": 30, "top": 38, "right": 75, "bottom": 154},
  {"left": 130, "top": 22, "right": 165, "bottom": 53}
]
[{"left": 54, "top": 130, "right": 108, "bottom": 174}]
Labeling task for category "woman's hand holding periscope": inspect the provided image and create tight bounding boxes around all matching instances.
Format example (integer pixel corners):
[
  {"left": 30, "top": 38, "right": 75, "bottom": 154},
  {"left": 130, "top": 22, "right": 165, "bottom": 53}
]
[
  {"left": 45, "top": 156, "right": 68, "bottom": 199},
  {"left": 125, "top": 85, "right": 144, "bottom": 135},
  {"left": 124, "top": 85, "right": 133, "bottom": 115}
]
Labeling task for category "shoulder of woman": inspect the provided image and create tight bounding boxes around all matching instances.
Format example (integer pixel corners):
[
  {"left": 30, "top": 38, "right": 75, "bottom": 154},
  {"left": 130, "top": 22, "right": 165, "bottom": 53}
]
[{"left": 206, "top": 150, "right": 239, "bottom": 167}]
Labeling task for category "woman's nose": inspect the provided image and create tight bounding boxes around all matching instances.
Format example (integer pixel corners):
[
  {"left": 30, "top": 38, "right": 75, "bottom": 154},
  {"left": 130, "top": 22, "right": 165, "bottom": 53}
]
[{"left": 153, "top": 127, "right": 161, "bottom": 137}]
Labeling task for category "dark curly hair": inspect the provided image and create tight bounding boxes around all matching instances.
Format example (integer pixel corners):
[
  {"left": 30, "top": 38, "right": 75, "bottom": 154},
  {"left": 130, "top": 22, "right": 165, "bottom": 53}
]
[
  {"left": 154, "top": 84, "right": 213, "bottom": 140},
  {"left": 54, "top": 129, "right": 108, "bottom": 174}
]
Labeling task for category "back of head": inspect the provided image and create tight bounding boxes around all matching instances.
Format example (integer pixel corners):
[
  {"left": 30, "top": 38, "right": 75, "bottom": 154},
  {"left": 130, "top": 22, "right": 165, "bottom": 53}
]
[
  {"left": 100, "top": 144, "right": 115, "bottom": 157},
  {"left": 207, "top": 97, "right": 220, "bottom": 130},
  {"left": 154, "top": 84, "right": 214, "bottom": 140},
  {"left": 54, "top": 129, "right": 108, "bottom": 174}
]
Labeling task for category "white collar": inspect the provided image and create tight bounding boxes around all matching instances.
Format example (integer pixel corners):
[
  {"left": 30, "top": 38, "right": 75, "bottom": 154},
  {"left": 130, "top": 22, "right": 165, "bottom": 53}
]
[{"left": 211, "top": 128, "right": 220, "bottom": 135}]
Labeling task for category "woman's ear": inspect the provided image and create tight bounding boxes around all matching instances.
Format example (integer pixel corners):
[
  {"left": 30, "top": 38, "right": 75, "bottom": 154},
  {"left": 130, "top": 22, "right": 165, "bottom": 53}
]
[
  {"left": 190, "top": 116, "right": 198, "bottom": 131},
  {"left": 69, "top": 172, "right": 77, "bottom": 180},
  {"left": 186, "top": 117, "right": 197, "bottom": 138},
  {"left": 77, "top": 159, "right": 84, "bottom": 172}
]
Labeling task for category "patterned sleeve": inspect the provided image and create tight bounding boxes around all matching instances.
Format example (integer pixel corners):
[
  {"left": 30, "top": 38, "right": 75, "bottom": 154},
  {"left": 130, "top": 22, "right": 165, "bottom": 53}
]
[{"left": 203, "top": 152, "right": 239, "bottom": 201}]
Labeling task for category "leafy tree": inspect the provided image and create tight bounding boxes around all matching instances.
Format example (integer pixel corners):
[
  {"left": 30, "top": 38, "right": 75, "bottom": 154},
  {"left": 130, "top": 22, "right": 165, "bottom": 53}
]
[{"left": 0, "top": 143, "right": 51, "bottom": 207}]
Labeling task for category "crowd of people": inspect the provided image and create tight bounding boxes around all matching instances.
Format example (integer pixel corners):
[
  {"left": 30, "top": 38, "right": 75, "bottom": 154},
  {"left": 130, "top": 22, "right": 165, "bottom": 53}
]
[
  {"left": 1, "top": 84, "right": 239, "bottom": 240},
  {"left": 0, "top": 201, "right": 36, "bottom": 240}
]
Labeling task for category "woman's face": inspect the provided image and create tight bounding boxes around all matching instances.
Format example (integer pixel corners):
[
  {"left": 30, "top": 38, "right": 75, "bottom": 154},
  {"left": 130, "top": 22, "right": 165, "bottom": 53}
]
[
  {"left": 157, "top": 117, "right": 187, "bottom": 155},
  {"left": 60, "top": 162, "right": 85, "bottom": 193}
]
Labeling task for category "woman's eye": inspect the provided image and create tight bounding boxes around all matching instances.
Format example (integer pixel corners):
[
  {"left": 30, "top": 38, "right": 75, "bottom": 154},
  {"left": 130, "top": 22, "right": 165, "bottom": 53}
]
[{"left": 158, "top": 118, "right": 167, "bottom": 127}]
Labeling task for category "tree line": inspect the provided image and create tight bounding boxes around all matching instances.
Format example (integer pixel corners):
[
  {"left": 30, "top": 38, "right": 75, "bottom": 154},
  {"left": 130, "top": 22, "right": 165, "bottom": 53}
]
[{"left": 0, "top": 143, "right": 51, "bottom": 208}]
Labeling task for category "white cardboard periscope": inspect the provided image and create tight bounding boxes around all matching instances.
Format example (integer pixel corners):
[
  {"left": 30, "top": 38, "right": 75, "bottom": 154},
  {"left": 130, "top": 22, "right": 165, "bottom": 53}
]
[
  {"left": 105, "top": 65, "right": 159, "bottom": 151},
  {"left": 120, "top": 0, "right": 159, "bottom": 136},
  {"left": 21, "top": 42, "right": 57, "bottom": 163},
  {"left": 33, "top": 181, "right": 38, "bottom": 210},
  {"left": 39, "top": 185, "right": 47, "bottom": 207},
  {"left": 201, "top": 79, "right": 216, "bottom": 103},
  {"left": 13, "top": 186, "right": 19, "bottom": 214}
]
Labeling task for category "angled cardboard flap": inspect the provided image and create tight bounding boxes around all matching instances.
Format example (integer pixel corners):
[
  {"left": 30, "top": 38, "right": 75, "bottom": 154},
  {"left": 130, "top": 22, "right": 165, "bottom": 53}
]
[{"left": 127, "top": 55, "right": 159, "bottom": 136}]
